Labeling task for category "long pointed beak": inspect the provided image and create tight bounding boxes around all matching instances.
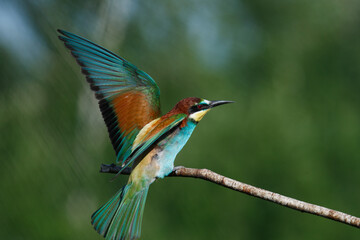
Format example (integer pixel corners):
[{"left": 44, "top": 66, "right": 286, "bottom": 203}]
[{"left": 209, "top": 100, "right": 235, "bottom": 108}]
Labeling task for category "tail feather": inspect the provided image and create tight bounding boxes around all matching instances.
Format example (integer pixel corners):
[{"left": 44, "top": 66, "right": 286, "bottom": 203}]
[
  {"left": 91, "top": 186, "right": 127, "bottom": 236},
  {"left": 112, "top": 188, "right": 148, "bottom": 239},
  {"left": 91, "top": 184, "right": 149, "bottom": 240}
]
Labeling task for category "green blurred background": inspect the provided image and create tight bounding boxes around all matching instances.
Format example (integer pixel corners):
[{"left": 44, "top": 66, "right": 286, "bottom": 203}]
[{"left": 1, "top": 0, "right": 359, "bottom": 239}]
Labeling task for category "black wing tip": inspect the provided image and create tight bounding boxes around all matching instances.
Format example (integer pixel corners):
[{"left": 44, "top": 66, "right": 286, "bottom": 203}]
[
  {"left": 90, "top": 83, "right": 100, "bottom": 91},
  {"left": 58, "top": 36, "right": 66, "bottom": 43},
  {"left": 57, "top": 29, "right": 64, "bottom": 34},
  {"left": 57, "top": 29, "right": 70, "bottom": 44},
  {"left": 95, "top": 93, "right": 104, "bottom": 100},
  {"left": 57, "top": 29, "right": 73, "bottom": 38},
  {"left": 57, "top": 29, "right": 68, "bottom": 39},
  {"left": 57, "top": 29, "right": 80, "bottom": 43}
]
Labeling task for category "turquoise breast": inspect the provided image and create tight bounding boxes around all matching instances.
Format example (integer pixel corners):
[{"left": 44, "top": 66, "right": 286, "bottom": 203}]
[{"left": 155, "top": 121, "right": 197, "bottom": 178}]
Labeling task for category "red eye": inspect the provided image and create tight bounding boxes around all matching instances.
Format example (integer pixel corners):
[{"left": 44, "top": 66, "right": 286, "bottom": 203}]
[{"left": 197, "top": 104, "right": 204, "bottom": 110}]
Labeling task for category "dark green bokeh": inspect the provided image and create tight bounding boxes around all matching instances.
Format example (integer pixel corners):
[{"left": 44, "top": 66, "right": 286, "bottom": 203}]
[{"left": 1, "top": 0, "right": 359, "bottom": 239}]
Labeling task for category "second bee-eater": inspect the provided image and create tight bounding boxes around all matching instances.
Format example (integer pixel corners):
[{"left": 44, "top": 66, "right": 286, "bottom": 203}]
[{"left": 58, "top": 29, "right": 233, "bottom": 240}]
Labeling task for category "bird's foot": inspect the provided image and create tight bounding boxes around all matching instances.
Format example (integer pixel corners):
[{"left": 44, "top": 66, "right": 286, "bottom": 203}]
[{"left": 173, "top": 166, "right": 185, "bottom": 172}]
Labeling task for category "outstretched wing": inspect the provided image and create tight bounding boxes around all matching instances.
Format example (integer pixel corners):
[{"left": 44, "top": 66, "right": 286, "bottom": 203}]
[
  {"left": 58, "top": 29, "right": 161, "bottom": 164},
  {"left": 116, "top": 114, "right": 187, "bottom": 174}
]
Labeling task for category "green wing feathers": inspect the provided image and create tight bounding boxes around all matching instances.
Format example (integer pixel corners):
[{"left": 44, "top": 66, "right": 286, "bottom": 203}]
[
  {"left": 92, "top": 184, "right": 149, "bottom": 240},
  {"left": 58, "top": 29, "right": 161, "bottom": 165}
]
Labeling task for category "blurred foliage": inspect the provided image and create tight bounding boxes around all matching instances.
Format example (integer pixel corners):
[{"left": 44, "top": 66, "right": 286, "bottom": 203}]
[{"left": 1, "top": 0, "right": 359, "bottom": 239}]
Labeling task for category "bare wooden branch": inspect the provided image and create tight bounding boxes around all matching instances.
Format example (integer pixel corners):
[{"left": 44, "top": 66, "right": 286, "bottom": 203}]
[{"left": 100, "top": 164, "right": 360, "bottom": 229}]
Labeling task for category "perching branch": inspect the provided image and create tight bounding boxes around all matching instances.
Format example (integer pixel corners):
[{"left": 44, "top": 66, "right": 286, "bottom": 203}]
[{"left": 100, "top": 164, "right": 360, "bottom": 229}]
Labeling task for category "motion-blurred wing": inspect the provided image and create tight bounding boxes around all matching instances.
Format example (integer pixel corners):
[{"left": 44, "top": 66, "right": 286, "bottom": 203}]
[{"left": 58, "top": 30, "right": 161, "bottom": 164}]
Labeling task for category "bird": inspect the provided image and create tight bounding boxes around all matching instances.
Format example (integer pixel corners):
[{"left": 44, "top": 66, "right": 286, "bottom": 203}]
[{"left": 58, "top": 29, "right": 233, "bottom": 240}]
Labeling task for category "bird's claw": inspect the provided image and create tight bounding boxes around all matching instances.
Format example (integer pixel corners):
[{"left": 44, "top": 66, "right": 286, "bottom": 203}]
[{"left": 173, "top": 166, "right": 185, "bottom": 171}]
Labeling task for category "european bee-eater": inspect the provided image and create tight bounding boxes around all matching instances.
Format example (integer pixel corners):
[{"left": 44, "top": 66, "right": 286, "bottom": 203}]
[{"left": 58, "top": 29, "right": 233, "bottom": 240}]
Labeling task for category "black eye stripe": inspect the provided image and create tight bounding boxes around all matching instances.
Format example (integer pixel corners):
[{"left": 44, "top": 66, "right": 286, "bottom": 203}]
[
  {"left": 189, "top": 105, "right": 197, "bottom": 114},
  {"left": 189, "top": 104, "right": 209, "bottom": 114}
]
